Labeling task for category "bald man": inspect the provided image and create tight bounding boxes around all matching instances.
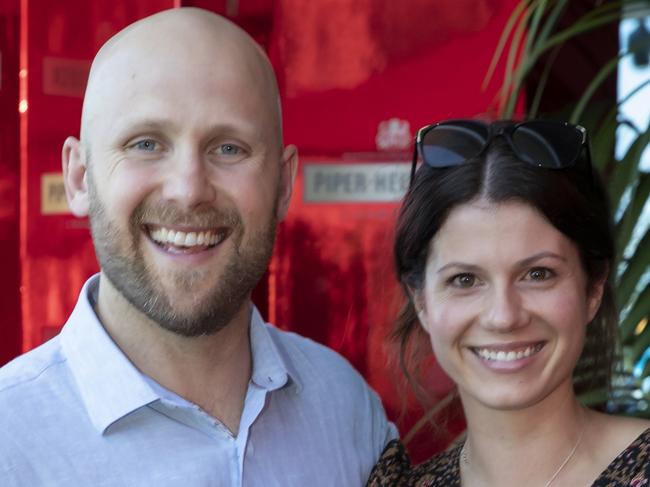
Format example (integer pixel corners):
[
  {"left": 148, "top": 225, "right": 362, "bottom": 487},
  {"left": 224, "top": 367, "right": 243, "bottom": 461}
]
[{"left": 0, "top": 8, "right": 396, "bottom": 486}]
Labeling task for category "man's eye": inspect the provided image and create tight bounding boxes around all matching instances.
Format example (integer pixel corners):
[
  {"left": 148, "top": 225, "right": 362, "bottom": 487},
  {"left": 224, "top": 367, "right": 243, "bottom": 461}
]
[
  {"left": 218, "top": 144, "right": 242, "bottom": 155},
  {"left": 527, "top": 267, "right": 554, "bottom": 281},
  {"left": 450, "top": 273, "right": 476, "bottom": 288},
  {"left": 131, "top": 139, "right": 158, "bottom": 152}
]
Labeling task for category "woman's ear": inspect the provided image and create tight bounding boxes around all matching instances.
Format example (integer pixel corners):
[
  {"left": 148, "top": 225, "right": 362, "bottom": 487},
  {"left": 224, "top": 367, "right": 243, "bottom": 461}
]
[
  {"left": 408, "top": 286, "right": 428, "bottom": 327},
  {"left": 62, "top": 136, "right": 90, "bottom": 217},
  {"left": 587, "top": 268, "right": 608, "bottom": 323}
]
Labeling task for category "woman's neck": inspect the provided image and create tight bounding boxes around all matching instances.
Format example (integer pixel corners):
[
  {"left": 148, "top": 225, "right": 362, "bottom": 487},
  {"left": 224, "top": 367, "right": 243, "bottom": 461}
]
[{"left": 459, "top": 381, "right": 587, "bottom": 487}]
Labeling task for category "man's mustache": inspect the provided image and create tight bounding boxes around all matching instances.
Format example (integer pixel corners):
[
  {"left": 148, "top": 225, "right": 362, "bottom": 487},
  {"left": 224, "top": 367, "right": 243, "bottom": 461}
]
[{"left": 131, "top": 203, "right": 242, "bottom": 229}]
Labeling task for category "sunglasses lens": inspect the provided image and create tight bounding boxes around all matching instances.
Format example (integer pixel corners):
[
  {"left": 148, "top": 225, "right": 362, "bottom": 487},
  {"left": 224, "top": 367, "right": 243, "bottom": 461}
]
[
  {"left": 421, "top": 123, "right": 488, "bottom": 168},
  {"left": 512, "top": 121, "right": 583, "bottom": 168}
]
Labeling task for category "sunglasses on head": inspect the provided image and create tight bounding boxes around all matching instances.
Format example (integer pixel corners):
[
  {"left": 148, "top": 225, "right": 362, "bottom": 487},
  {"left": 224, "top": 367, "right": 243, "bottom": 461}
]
[{"left": 410, "top": 119, "right": 591, "bottom": 185}]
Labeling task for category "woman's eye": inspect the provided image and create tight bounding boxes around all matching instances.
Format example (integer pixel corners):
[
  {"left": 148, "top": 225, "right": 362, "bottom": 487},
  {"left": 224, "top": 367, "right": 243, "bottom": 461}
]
[
  {"left": 527, "top": 267, "right": 554, "bottom": 281},
  {"left": 450, "top": 273, "right": 476, "bottom": 288}
]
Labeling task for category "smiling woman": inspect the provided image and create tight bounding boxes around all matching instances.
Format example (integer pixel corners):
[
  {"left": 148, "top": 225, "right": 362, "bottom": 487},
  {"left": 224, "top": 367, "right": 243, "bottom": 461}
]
[
  {"left": 367, "top": 119, "right": 650, "bottom": 486},
  {"left": 420, "top": 201, "right": 597, "bottom": 412}
]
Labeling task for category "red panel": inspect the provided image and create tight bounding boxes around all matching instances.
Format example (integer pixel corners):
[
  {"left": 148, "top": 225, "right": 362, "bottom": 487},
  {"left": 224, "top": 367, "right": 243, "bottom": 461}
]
[
  {"left": 271, "top": 0, "right": 522, "bottom": 154},
  {"left": 0, "top": 0, "right": 21, "bottom": 365}
]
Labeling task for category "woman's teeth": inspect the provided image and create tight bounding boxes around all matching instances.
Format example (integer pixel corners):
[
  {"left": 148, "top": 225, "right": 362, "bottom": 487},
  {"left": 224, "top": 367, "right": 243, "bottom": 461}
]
[{"left": 473, "top": 343, "right": 544, "bottom": 362}]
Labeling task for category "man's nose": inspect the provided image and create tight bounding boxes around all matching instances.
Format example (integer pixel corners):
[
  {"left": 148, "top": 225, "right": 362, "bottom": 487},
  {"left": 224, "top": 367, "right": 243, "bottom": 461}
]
[
  {"left": 161, "top": 150, "right": 216, "bottom": 208},
  {"left": 480, "top": 284, "right": 528, "bottom": 332}
]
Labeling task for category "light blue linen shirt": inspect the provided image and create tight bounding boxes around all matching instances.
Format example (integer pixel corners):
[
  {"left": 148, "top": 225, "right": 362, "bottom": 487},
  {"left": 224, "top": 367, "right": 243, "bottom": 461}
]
[{"left": 0, "top": 275, "right": 397, "bottom": 486}]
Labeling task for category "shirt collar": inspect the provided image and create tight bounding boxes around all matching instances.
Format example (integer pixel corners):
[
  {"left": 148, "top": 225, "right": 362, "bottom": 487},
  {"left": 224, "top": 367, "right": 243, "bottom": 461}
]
[
  {"left": 60, "top": 275, "right": 159, "bottom": 434},
  {"left": 249, "top": 307, "right": 295, "bottom": 392},
  {"left": 61, "top": 275, "right": 300, "bottom": 434}
]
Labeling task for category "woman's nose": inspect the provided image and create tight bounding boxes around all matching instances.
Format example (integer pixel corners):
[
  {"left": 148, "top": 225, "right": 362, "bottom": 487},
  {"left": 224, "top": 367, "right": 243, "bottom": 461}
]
[{"left": 480, "top": 285, "right": 528, "bottom": 332}]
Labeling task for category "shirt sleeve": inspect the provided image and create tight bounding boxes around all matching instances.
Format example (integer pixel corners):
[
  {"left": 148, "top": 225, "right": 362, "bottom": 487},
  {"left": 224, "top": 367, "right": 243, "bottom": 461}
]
[{"left": 363, "top": 384, "right": 400, "bottom": 475}]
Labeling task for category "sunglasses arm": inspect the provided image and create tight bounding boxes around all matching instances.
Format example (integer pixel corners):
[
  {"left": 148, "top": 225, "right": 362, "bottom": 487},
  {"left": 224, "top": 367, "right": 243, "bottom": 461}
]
[{"left": 584, "top": 139, "right": 596, "bottom": 185}]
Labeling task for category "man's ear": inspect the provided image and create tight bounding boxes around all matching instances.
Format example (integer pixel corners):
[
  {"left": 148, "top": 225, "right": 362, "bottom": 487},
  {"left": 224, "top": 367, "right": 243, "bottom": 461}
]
[
  {"left": 275, "top": 144, "right": 298, "bottom": 221},
  {"left": 62, "top": 136, "right": 90, "bottom": 217}
]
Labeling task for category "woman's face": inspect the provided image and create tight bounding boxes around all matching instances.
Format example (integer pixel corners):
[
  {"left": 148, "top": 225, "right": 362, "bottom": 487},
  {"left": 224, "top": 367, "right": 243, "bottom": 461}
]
[{"left": 416, "top": 199, "right": 604, "bottom": 411}]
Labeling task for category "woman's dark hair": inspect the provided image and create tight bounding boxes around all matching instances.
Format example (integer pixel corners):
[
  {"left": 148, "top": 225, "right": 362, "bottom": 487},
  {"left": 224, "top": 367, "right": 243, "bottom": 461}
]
[{"left": 393, "top": 136, "right": 618, "bottom": 405}]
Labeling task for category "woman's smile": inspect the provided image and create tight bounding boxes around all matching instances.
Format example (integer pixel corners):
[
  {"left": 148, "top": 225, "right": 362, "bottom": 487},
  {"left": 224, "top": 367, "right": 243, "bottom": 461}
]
[{"left": 471, "top": 341, "right": 545, "bottom": 361}]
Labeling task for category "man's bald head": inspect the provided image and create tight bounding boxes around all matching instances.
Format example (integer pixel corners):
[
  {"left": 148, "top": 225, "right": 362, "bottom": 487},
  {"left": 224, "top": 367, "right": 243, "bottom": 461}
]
[{"left": 80, "top": 7, "right": 282, "bottom": 151}]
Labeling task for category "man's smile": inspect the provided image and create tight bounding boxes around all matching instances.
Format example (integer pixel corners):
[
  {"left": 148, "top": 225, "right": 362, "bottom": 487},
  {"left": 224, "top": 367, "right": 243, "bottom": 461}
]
[{"left": 145, "top": 224, "right": 229, "bottom": 254}]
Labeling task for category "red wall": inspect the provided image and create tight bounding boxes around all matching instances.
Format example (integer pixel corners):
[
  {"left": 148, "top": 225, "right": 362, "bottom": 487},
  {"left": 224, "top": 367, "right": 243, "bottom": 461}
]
[{"left": 0, "top": 0, "right": 21, "bottom": 365}]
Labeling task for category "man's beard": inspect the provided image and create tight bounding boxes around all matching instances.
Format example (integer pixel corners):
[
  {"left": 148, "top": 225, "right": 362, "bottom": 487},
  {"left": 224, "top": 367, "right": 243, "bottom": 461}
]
[{"left": 88, "top": 180, "right": 278, "bottom": 337}]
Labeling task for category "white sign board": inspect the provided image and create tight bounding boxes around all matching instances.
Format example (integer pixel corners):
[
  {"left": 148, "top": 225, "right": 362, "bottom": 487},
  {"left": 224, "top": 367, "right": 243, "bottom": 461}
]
[{"left": 303, "top": 163, "right": 410, "bottom": 203}]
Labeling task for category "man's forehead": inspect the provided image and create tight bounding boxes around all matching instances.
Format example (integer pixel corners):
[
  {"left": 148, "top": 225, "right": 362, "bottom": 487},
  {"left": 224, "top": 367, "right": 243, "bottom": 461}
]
[
  {"left": 90, "top": 43, "right": 264, "bottom": 93},
  {"left": 80, "top": 7, "right": 280, "bottom": 145},
  {"left": 83, "top": 48, "right": 274, "bottom": 129},
  {"left": 91, "top": 8, "right": 248, "bottom": 68},
  {"left": 89, "top": 11, "right": 265, "bottom": 86}
]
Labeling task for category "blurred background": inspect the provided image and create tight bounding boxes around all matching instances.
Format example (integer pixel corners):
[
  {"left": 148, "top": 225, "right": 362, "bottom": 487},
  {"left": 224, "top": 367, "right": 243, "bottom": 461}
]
[{"left": 0, "top": 0, "right": 648, "bottom": 462}]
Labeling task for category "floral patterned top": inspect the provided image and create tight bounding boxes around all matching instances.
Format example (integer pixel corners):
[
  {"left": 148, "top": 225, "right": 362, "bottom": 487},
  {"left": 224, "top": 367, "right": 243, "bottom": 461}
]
[{"left": 367, "top": 428, "right": 650, "bottom": 487}]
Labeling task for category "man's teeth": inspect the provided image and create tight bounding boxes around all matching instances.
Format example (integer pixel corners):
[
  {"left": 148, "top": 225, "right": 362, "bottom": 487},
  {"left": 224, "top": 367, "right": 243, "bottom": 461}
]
[
  {"left": 149, "top": 227, "right": 223, "bottom": 247},
  {"left": 474, "top": 344, "right": 543, "bottom": 362}
]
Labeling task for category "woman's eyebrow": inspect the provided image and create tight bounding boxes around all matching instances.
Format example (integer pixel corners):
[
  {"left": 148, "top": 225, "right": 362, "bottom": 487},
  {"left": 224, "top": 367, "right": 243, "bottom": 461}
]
[
  {"left": 516, "top": 251, "right": 567, "bottom": 268},
  {"left": 436, "top": 262, "right": 482, "bottom": 274},
  {"left": 435, "top": 252, "right": 567, "bottom": 274}
]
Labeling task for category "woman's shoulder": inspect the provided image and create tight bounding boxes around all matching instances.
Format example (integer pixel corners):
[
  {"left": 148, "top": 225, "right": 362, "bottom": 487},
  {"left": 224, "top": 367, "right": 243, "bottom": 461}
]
[
  {"left": 592, "top": 424, "right": 650, "bottom": 486},
  {"left": 366, "top": 439, "right": 462, "bottom": 487}
]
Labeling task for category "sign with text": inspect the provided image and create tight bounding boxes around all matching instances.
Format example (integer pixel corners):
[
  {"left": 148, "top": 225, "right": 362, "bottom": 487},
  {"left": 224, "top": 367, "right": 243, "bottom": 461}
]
[
  {"left": 41, "top": 172, "right": 69, "bottom": 215},
  {"left": 303, "top": 163, "right": 410, "bottom": 203},
  {"left": 42, "top": 57, "right": 91, "bottom": 98}
]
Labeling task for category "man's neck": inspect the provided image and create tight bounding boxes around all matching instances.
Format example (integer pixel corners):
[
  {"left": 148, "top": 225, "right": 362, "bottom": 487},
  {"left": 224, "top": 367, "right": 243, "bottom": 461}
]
[{"left": 93, "top": 273, "right": 253, "bottom": 435}]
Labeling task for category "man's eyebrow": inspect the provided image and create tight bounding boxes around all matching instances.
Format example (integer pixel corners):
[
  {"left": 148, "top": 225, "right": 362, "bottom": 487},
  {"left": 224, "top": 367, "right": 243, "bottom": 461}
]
[
  {"left": 113, "top": 119, "right": 176, "bottom": 138},
  {"left": 435, "top": 252, "right": 567, "bottom": 274}
]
